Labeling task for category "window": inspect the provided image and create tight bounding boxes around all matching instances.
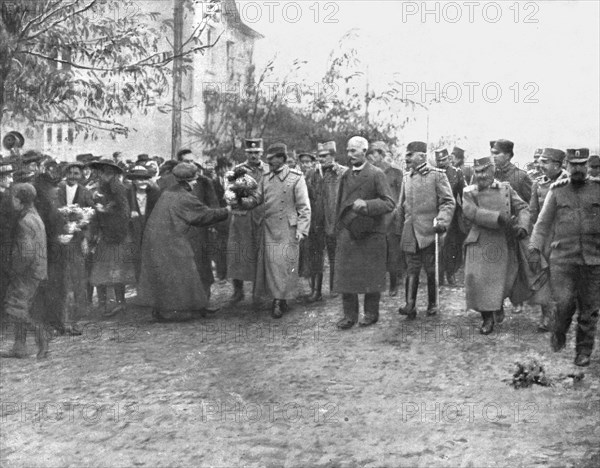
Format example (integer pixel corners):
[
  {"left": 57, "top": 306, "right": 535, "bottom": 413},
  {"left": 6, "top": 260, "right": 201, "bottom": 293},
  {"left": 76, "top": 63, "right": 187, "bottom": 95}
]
[
  {"left": 56, "top": 126, "right": 63, "bottom": 143},
  {"left": 46, "top": 127, "right": 52, "bottom": 144}
]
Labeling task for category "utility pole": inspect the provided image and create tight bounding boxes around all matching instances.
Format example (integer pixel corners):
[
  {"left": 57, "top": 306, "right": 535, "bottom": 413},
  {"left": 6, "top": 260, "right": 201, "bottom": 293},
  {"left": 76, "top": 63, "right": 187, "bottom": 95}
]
[{"left": 171, "top": 0, "right": 184, "bottom": 159}]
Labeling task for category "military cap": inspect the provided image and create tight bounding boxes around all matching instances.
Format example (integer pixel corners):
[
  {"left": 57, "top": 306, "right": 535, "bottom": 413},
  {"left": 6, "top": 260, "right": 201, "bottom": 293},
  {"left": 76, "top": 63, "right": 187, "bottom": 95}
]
[
  {"left": 368, "top": 141, "right": 390, "bottom": 154},
  {"left": 451, "top": 146, "right": 465, "bottom": 158},
  {"left": 317, "top": 141, "right": 336, "bottom": 156},
  {"left": 88, "top": 158, "right": 124, "bottom": 174},
  {"left": 21, "top": 150, "right": 44, "bottom": 164},
  {"left": 13, "top": 168, "right": 36, "bottom": 183},
  {"left": 588, "top": 155, "right": 600, "bottom": 165},
  {"left": 435, "top": 148, "right": 449, "bottom": 161},
  {"left": 473, "top": 157, "right": 493, "bottom": 170},
  {"left": 76, "top": 153, "right": 95, "bottom": 164},
  {"left": 137, "top": 153, "right": 150, "bottom": 163},
  {"left": 172, "top": 162, "right": 198, "bottom": 181},
  {"left": 406, "top": 141, "right": 427, "bottom": 154},
  {"left": 266, "top": 143, "right": 288, "bottom": 160},
  {"left": 244, "top": 138, "right": 264, "bottom": 153},
  {"left": 491, "top": 139, "right": 514, "bottom": 155},
  {"left": 126, "top": 165, "right": 152, "bottom": 180},
  {"left": 565, "top": 148, "right": 589, "bottom": 164},
  {"left": 539, "top": 148, "right": 565, "bottom": 164},
  {"left": 298, "top": 152, "right": 316, "bottom": 161},
  {"left": 533, "top": 148, "right": 543, "bottom": 159}
]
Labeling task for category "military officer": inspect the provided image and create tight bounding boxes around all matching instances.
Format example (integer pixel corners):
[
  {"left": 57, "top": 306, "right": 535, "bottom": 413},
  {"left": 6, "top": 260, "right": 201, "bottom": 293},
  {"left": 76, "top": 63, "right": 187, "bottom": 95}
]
[
  {"left": 435, "top": 148, "right": 465, "bottom": 286},
  {"left": 226, "top": 138, "right": 269, "bottom": 304},
  {"left": 463, "top": 157, "right": 530, "bottom": 334},
  {"left": 530, "top": 148, "right": 600, "bottom": 367},
  {"left": 451, "top": 146, "right": 472, "bottom": 185},
  {"left": 367, "top": 141, "right": 404, "bottom": 296},
  {"left": 491, "top": 139, "right": 532, "bottom": 203},
  {"left": 528, "top": 148, "right": 544, "bottom": 180},
  {"left": 240, "top": 143, "right": 311, "bottom": 318},
  {"left": 334, "top": 136, "right": 395, "bottom": 329},
  {"left": 397, "top": 141, "right": 455, "bottom": 319},
  {"left": 528, "top": 148, "right": 569, "bottom": 332},
  {"left": 588, "top": 154, "right": 600, "bottom": 178}
]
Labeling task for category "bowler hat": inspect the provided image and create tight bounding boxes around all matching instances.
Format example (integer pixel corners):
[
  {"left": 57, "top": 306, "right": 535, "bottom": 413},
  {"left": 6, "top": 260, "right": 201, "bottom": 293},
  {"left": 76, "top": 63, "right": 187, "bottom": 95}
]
[
  {"left": 435, "top": 148, "right": 449, "bottom": 161},
  {"left": 245, "top": 138, "right": 264, "bottom": 153},
  {"left": 339, "top": 205, "right": 375, "bottom": 240},
  {"left": 473, "top": 157, "right": 493, "bottom": 170},
  {"left": 266, "top": 143, "right": 288, "bottom": 160},
  {"left": 137, "top": 154, "right": 150, "bottom": 163},
  {"left": 317, "top": 141, "right": 337, "bottom": 156},
  {"left": 88, "top": 159, "right": 124, "bottom": 174},
  {"left": 566, "top": 148, "right": 589, "bottom": 164},
  {"left": 406, "top": 141, "right": 427, "bottom": 154},
  {"left": 539, "top": 148, "right": 565, "bottom": 164},
  {"left": 491, "top": 139, "right": 514, "bottom": 155},
  {"left": 172, "top": 162, "right": 198, "bottom": 181}
]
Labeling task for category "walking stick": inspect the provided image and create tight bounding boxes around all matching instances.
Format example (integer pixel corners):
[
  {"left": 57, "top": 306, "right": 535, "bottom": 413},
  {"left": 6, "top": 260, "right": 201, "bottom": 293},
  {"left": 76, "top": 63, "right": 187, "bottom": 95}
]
[{"left": 433, "top": 219, "right": 440, "bottom": 311}]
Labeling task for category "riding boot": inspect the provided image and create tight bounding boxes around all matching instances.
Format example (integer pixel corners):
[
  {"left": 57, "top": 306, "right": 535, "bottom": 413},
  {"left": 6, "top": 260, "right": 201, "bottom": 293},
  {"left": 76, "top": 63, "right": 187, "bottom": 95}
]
[
  {"left": 426, "top": 274, "right": 438, "bottom": 316},
  {"left": 480, "top": 311, "right": 494, "bottom": 335},
  {"left": 398, "top": 275, "right": 419, "bottom": 319},
  {"left": 389, "top": 272, "right": 399, "bottom": 297},
  {"left": 308, "top": 274, "right": 323, "bottom": 302},
  {"left": 35, "top": 324, "right": 49, "bottom": 359}
]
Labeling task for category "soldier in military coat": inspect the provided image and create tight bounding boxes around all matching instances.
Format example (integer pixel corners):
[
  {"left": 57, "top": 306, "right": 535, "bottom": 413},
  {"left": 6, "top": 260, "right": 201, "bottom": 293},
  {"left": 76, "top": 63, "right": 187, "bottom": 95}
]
[
  {"left": 435, "top": 148, "right": 465, "bottom": 286},
  {"left": 463, "top": 157, "right": 530, "bottom": 334},
  {"left": 226, "top": 139, "right": 269, "bottom": 304},
  {"left": 528, "top": 148, "right": 569, "bottom": 331},
  {"left": 451, "top": 146, "right": 472, "bottom": 185},
  {"left": 239, "top": 143, "right": 311, "bottom": 318},
  {"left": 491, "top": 139, "right": 532, "bottom": 203},
  {"left": 588, "top": 154, "right": 600, "bottom": 178},
  {"left": 367, "top": 141, "right": 404, "bottom": 296},
  {"left": 334, "top": 136, "right": 395, "bottom": 329},
  {"left": 397, "top": 141, "right": 455, "bottom": 319},
  {"left": 530, "top": 148, "right": 600, "bottom": 367}
]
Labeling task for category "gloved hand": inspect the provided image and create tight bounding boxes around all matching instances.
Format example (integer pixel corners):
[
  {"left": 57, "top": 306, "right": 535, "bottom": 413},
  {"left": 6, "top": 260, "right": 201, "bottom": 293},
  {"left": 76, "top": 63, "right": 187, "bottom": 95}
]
[
  {"left": 352, "top": 199, "right": 368, "bottom": 214},
  {"left": 497, "top": 212, "right": 511, "bottom": 226},
  {"left": 513, "top": 227, "right": 528, "bottom": 240},
  {"left": 433, "top": 223, "right": 447, "bottom": 234}
]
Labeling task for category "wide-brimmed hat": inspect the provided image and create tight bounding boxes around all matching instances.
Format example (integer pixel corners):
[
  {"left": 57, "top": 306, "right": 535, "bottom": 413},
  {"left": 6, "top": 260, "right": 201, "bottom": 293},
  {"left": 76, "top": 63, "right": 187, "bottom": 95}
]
[
  {"left": 88, "top": 159, "right": 124, "bottom": 174},
  {"left": 126, "top": 165, "right": 153, "bottom": 180}
]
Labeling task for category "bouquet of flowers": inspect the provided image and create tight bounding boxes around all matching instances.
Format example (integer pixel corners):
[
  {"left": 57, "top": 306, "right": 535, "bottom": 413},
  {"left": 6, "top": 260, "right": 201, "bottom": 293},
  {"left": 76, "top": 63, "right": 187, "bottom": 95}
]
[
  {"left": 224, "top": 166, "right": 259, "bottom": 206},
  {"left": 57, "top": 204, "right": 95, "bottom": 244}
]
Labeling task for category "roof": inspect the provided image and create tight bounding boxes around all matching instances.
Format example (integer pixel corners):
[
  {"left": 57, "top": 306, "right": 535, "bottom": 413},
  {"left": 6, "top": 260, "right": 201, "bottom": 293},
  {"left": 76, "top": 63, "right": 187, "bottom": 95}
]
[{"left": 222, "top": 0, "right": 264, "bottom": 39}]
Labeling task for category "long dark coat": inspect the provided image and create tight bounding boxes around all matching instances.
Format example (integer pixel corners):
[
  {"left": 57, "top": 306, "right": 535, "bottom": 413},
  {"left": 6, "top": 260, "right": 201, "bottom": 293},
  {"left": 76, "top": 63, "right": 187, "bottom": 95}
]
[
  {"left": 135, "top": 183, "right": 229, "bottom": 311},
  {"left": 462, "top": 181, "right": 530, "bottom": 311},
  {"left": 127, "top": 183, "right": 161, "bottom": 280},
  {"left": 333, "top": 163, "right": 395, "bottom": 293}
]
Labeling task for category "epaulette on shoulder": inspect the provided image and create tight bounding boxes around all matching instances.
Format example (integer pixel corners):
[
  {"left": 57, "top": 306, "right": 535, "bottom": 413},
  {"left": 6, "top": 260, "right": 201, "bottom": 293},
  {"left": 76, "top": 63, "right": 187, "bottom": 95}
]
[
  {"left": 464, "top": 184, "right": 477, "bottom": 193},
  {"left": 550, "top": 178, "right": 570, "bottom": 189},
  {"left": 431, "top": 167, "right": 446, "bottom": 173},
  {"left": 588, "top": 176, "right": 600, "bottom": 183},
  {"left": 289, "top": 168, "right": 303, "bottom": 176}
]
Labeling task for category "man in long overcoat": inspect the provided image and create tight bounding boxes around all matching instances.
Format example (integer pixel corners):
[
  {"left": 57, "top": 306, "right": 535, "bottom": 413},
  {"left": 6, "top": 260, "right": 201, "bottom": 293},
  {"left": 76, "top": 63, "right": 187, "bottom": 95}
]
[
  {"left": 227, "top": 139, "right": 269, "bottom": 304},
  {"left": 397, "top": 142, "right": 455, "bottom": 319},
  {"left": 367, "top": 141, "right": 404, "bottom": 296},
  {"left": 527, "top": 148, "right": 568, "bottom": 331},
  {"left": 463, "top": 157, "right": 530, "bottom": 335},
  {"left": 239, "top": 143, "right": 311, "bottom": 318},
  {"left": 334, "top": 136, "right": 395, "bottom": 329},
  {"left": 135, "top": 163, "right": 230, "bottom": 321},
  {"left": 435, "top": 148, "right": 465, "bottom": 286},
  {"left": 492, "top": 139, "right": 532, "bottom": 203}
]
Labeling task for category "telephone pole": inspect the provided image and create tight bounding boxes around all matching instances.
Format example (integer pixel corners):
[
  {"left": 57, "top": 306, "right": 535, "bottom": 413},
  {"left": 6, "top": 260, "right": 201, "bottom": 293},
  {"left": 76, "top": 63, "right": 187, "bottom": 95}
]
[{"left": 171, "top": 0, "right": 184, "bottom": 159}]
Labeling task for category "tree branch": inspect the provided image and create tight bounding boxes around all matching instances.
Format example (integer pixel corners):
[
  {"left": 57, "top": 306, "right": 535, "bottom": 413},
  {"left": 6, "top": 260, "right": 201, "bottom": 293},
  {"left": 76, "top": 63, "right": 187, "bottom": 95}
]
[{"left": 24, "top": 0, "right": 99, "bottom": 43}]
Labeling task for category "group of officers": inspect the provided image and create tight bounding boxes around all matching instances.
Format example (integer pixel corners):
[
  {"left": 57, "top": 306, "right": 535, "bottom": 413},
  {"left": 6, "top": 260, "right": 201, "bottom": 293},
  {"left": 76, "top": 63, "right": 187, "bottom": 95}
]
[{"left": 0, "top": 136, "right": 599, "bottom": 367}]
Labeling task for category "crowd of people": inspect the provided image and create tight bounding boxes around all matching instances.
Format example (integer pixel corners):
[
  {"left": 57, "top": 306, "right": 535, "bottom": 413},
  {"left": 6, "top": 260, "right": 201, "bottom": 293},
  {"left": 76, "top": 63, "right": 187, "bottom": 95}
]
[{"left": 0, "top": 137, "right": 598, "bottom": 367}]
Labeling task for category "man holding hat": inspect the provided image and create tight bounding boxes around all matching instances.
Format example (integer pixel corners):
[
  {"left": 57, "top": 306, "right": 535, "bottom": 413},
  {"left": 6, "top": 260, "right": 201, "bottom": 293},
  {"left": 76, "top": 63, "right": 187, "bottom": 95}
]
[
  {"left": 227, "top": 138, "right": 269, "bottom": 305},
  {"left": 435, "top": 148, "right": 465, "bottom": 286},
  {"left": 302, "top": 141, "right": 347, "bottom": 301},
  {"left": 367, "top": 140, "right": 404, "bottom": 296},
  {"left": 237, "top": 142, "right": 311, "bottom": 318},
  {"left": 491, "top": 139, "right": 532, "bottom": 203},
  {"left": 333, "top": 136, "right": 395, "bottom": 329},
  {"left": 528, "top": 148, "right": 569, "bottom": 332},
  {"left": 397, "top": 141, "right": 455, "bottom": 319},
  {"left": 463, "top": 157, "right": 530, "bottom": 334},
  {"left": 136, "top": 162, "right": 231, "bottom": 321},
  {"left": 530, "top": 148, "right": 600, "bottom": 367},
  {"left": 587, "top": 154, "right": 600, "bottom": 178}
]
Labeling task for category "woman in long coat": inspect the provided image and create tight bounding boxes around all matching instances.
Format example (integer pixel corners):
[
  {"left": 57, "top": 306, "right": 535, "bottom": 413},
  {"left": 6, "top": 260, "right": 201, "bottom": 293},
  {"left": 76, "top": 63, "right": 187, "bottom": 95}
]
[
  {"left": 135, "top": 163, "right": 230, "bottom": 320},
  {"left": 462, "top": 157, "right": 530, "bottom": 334},
  {"left": 88, "top": 160, "right": 136, "bottom": 317}
]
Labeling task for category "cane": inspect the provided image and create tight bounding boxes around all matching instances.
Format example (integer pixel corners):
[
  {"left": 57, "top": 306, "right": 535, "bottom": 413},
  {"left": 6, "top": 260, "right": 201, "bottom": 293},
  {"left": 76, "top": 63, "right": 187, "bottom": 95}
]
[{"left": 433, "top": 219, "right": 440, "bottom": 311}]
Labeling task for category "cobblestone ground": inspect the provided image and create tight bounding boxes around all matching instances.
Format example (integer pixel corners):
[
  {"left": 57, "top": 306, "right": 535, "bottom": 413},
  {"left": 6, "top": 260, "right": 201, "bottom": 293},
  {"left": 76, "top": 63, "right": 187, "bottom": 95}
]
[{"left": 1, "top": 269, "right": 599, "bottom": 467}]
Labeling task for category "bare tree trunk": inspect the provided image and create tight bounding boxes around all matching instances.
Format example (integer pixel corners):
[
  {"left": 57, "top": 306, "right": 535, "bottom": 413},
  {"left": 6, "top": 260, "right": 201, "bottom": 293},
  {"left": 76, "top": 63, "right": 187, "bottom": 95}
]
[{"left": 171, "top": 0, "right": 184, "bottom": 159}]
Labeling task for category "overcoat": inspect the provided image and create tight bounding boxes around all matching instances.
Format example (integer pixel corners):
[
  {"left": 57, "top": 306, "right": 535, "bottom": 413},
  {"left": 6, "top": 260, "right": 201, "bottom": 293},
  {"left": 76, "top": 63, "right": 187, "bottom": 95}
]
[
  {"left": 462, "top": 181, "right": 530, "bottom": 311},
  {"left": 226, "top": 161, "right": 268, "bottom": 281},
  {"left": 243, "top": 165, "right": 311, "bottom": 300},
  {"left": 495, "top": 161, "right": 532, "bottom": 203},
  {"left": 135, "top": 183, "right": 229, "bottom": 311},
  {"left": 333, "top": 163, "right": 395, "bottom": 293},
  {"left": 397, "top": 164, "right": 456, "bottom": 253}
]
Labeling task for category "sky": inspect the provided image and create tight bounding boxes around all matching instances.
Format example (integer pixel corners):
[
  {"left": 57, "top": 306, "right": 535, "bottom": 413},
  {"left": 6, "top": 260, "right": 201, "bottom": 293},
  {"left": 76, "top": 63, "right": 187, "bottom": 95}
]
[{"left": 240, "top": 0, "right": 600, "bottom": 163}]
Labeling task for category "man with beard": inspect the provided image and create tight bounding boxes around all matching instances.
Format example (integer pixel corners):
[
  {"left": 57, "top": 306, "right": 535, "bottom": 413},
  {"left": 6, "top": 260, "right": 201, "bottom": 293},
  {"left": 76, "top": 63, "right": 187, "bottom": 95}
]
[
  {"left": 530, "top": 148, "right": 600, "bottom": 367},
  {"left": 463, "top": 157, "right": 530, "bottom": 335},
  {"left": 57, "top": 162, "right": 94, "bottom": 334},
  {"left": 367, "top": 141, "right": 404, "bottom": 296},
  {"left": 528, "top": 148, "right": 569, "bottom": 332},
  {"left": 227, "top": 139, "right": 269, "bottom": 305},
  {"left": 397, "top": 142, "right": 455, "bottom": 319},
  {"left": 435, "top": 148, "right": 465, "bottom": 286},
  {"left": 334, "top": 136, "right": 395, "bottom": 329}
]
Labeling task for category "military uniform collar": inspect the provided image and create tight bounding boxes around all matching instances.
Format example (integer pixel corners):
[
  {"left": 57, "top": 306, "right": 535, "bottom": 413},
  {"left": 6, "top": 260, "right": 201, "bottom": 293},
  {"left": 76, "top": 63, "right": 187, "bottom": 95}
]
[
  {"left": 411, "top": 162, "right": 429, "bottom": 176},
  {"left": 496, "top": 162, "right": 514, "bottom": 174},
  {"left": 269, "top": 164, "right": 290, "bottom": 181},
  {"left": 540, "top": 169, "right": 569, "bottom": 185}
]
